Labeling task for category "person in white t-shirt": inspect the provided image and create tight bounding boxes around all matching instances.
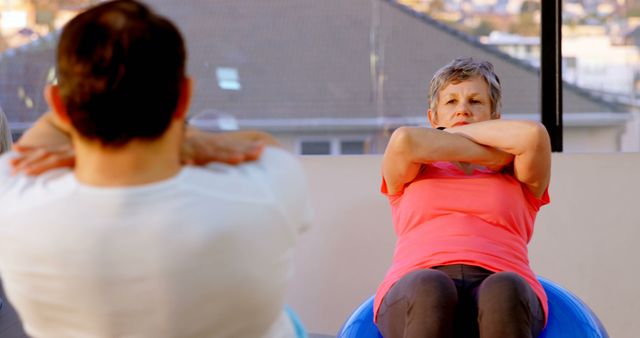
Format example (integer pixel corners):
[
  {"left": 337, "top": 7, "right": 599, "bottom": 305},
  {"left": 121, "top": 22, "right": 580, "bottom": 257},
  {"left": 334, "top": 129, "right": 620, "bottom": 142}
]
[{"left": 0, "top": 1, "right": 312, "bottom": 337}]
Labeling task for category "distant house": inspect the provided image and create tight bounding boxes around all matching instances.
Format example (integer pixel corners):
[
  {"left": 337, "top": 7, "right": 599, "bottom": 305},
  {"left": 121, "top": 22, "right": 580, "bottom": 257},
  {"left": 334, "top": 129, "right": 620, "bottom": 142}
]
[
  {"left": 481, "top": 31, "right": 540, "bottom": 67},
  {"left": 0, "top": 0, "right": 633, "bottom": 153}
]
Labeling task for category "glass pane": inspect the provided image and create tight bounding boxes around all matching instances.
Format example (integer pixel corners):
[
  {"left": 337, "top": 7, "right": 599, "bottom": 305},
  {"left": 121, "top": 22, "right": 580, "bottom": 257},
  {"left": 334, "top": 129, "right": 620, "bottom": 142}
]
[
  {"left": 300, "top": 141, "right": 331, "bottom": 155},
  {"left": 24, "top": 2, "right": 638, "bottom": 153},
  {"left": 10, "top": 129, "right": 22, "bottom": 142},
  {"left": 560, "top": 0, "right": 637, "bottom": 152},
  {"left": 340, "top": 140, "right": 366, "bottom": 155}
]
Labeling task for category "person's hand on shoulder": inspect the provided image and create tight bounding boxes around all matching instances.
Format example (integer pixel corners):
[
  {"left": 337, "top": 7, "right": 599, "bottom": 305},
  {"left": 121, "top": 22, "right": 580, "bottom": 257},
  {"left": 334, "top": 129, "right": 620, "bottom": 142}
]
[
  {"left": 11, "top": 143, "right": 75, "bottom": 175},
  {"left": 181, "top": 128, "right": 280, "bottom": 166},
  {"left": 11, "top": 128, "right": 279, "bottom": 175}
]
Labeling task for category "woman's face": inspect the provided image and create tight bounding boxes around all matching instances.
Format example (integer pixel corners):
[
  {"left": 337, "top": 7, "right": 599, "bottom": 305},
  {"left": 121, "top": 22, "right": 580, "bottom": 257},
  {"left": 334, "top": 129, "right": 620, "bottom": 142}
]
[{"left": 428, "top": 76, "right": 497, "bottom": 129}]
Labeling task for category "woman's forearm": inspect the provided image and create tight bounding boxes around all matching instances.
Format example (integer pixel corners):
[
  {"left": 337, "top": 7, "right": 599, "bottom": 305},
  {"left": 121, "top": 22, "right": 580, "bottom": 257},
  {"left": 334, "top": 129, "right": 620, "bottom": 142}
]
[
  {"left": 445, "top": 119, "right": 551, "bottom": 196},
  {"left": 382, "top": 126, "right": 514, "bottom": 194},
  {"left": 445, "top": 119, "right": 549, "bottom": 156},
  {"left": 389, "top": 126, "right": 513, "bottom": 167}
]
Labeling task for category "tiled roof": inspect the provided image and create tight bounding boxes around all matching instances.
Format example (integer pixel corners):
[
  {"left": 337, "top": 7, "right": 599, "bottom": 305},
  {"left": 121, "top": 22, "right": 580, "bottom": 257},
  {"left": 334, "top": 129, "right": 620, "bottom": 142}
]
[{"left": 0, "top": 34, "right": 57, "bottom": 124}]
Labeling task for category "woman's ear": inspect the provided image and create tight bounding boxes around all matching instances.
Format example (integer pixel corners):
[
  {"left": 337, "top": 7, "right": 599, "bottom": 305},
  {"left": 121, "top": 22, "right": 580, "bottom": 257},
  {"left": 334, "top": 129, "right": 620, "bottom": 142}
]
[
  {"left": 427, "top": 109, "right": 438, "bottom": 128},
  {"left": 44, "top": 85, "right": 71, "bottom": 126}
]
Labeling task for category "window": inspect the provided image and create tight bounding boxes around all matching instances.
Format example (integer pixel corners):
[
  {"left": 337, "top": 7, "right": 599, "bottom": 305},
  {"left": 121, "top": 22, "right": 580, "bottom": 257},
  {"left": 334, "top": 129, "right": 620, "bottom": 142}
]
[
  {"left": 215, "top": 67, "right": 241, "bottom": 91},
  {"left": 10, "top": 129, "right": 22, "bottom": 142},
  {"left": 340, "top": 140, "right": 366, "bottom": 155},
  {"left": 299, "top": 140, "right": 332, "bottom": 155},
  {"left": 297, "top": 138, "right": 369, "bottom": 155},
  {"left": 561, "top": 0, "right": 638, "bottom": 152}
]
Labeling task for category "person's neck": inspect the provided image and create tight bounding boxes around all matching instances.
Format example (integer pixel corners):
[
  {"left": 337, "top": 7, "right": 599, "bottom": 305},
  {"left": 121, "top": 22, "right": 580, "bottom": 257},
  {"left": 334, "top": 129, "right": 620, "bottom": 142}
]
[{"left": 73, "top": 128, "right": 183, "bottom": 187}]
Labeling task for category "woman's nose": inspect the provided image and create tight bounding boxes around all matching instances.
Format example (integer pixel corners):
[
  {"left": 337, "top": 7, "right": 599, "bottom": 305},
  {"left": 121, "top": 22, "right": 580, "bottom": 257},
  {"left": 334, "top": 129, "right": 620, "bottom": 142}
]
[{"left": 455, "top": 103, "right": 471, "bottom": 116}]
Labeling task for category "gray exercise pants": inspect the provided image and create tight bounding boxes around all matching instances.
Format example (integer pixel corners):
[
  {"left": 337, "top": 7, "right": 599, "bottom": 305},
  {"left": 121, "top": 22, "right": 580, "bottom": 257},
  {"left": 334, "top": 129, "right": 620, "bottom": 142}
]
[{"left": 376, "top": 264, "right": 545, "bottom": 338}]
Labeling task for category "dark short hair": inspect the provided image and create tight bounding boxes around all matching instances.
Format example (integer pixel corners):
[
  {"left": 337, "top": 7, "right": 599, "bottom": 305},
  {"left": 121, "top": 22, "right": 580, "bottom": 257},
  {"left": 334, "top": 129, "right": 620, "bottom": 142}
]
[
  {"left": 57, "top": 0, "right": 186, "bottom": 146},
  {"left": 429, "top": 57, "right": 502, "bottom": 118}
]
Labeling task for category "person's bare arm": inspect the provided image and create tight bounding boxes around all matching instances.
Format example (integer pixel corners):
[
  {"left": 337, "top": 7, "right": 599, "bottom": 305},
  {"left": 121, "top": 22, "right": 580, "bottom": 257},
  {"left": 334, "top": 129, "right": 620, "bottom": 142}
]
[
  {"left": 383, "top": 126, "right": 513, "bottom": 195},
  {"left": 13, "top": 112, "right": 282, "bottom": 174},
  {"left": 17, "top": 112, "right": 71, "bottom": 148},
  {"left": 10, "top": 112, "right": 73, "bottom": 174},
  {"left": 181, "top": 128, "right": 280, "bottom": 165},
  {"left": 445, "top": 119, "right": 551, "bottom": 197}
]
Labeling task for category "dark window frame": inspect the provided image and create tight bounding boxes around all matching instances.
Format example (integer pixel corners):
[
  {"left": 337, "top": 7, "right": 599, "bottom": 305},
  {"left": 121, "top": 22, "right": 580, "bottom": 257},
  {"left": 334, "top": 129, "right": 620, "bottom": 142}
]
[{"left": 541, "top": 0, "right": 563, "bottom": 152}]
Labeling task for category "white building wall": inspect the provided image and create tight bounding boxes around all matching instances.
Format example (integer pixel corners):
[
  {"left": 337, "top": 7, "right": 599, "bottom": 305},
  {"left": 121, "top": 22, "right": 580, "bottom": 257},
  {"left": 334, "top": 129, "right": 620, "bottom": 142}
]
[
  {"left": 621, "top": 111, "right": 640, "bottom": 152},
  {"left": 563, "top": 126, "right": 623, "bottom": 153},
  {"left": 563, "top": 36, "right": 640, "bottom": 96}
]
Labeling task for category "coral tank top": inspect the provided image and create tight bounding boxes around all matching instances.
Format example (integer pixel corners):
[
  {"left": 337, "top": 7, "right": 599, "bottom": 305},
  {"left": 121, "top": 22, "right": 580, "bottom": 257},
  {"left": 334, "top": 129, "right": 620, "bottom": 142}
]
[{"left": 375, "top": 161, "right": 550, "bottom": 323}]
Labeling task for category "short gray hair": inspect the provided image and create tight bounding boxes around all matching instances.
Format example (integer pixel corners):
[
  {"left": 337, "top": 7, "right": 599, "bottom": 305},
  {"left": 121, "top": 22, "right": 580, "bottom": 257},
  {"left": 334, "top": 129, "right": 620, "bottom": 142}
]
[
  {"left": 429, "top": 57, "right": 502, "bottom": 117},
  {"left": 0, "top": 109, "right": 11, "bottom": 153}
]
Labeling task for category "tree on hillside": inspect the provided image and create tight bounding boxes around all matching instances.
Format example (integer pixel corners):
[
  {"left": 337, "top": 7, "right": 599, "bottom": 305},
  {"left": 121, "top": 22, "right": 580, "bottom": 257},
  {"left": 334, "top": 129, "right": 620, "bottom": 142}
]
[
  {"left": 509, "top": 0, "right": 540, "bottom": 36},
  {"left": 474, "top": 19, "right": 494, "bottom": 37}
]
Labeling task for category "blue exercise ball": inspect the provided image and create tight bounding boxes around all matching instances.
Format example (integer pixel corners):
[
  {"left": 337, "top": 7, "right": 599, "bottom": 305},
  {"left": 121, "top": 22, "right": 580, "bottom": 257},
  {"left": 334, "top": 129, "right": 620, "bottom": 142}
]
[
  {"left": 537, "top": 276, "right": 608, "bottom": 338},
  {"left": 337, "top": 296, "right": 382, "bottom": 338},
  {"left": 337, "top": 277, "right": 608, "bottom": 338}
]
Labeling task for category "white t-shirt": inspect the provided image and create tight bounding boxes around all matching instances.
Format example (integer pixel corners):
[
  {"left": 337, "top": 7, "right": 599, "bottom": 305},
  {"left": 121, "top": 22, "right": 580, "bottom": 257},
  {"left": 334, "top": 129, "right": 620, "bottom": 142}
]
[{"left": 0, "top": 147, "right": 312, "bottom": 338}]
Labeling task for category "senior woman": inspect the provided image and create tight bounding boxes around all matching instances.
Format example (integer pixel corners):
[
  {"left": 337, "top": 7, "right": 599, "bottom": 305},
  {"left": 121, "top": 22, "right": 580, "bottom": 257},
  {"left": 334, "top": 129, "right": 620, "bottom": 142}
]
[{"left": 376, "top": 57, "right": 551, "bottom": 338}]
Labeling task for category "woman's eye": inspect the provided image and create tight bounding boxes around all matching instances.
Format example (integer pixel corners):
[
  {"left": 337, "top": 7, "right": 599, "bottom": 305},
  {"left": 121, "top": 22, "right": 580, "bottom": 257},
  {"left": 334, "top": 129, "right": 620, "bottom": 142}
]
[
  {"left": 470, "top": 99, "right": 480, "bottom": 104},
  {"left": 446, "top": 99, "right": 455, "bottom": 104}
]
